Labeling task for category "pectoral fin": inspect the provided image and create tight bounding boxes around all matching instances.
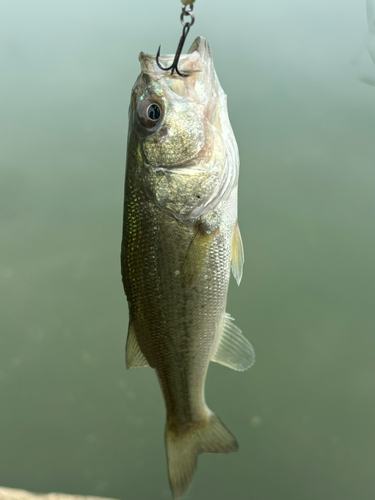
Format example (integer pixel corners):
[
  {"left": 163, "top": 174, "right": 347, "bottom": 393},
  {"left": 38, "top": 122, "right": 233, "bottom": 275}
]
[
  {"left": 182, "top": 226, "right": 217, "bottom": 286},
  {"left": 126, "top": 322, "right": 149, "bottom": 369},
  {"left": 211, "top": 313, "right": 255, "bottom": 371},
  {"left": 231, "top": 222, "right": 244, "bottom": 286}
]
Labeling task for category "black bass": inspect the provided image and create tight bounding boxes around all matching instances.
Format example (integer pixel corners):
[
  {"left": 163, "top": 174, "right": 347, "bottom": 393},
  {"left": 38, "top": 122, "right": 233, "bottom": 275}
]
[{"left": 121, "top": 36, "right": 254, "bottom": 499}]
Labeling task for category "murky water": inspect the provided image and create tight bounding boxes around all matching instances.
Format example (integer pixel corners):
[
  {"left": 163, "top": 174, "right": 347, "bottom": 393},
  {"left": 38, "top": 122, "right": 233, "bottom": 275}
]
[{"left": 1, "top": 1, "right": 374, "bottom": 499}]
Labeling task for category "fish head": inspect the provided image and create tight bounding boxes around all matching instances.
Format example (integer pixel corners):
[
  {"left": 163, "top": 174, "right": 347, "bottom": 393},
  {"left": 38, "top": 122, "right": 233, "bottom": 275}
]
[{"left": 128, "top": 36, "right": 239, "bottom": 220}]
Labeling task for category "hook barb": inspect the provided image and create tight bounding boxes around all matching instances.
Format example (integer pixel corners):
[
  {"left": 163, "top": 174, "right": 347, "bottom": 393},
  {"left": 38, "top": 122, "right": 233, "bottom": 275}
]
[{"left": 156, "top": 45, "right": 174, "bottom": 72}]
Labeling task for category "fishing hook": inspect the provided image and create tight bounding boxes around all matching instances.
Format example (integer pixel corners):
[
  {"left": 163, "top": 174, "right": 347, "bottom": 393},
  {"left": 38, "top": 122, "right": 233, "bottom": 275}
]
[{"left": 156, "top": 4, "right": 195, "bottom": 77}]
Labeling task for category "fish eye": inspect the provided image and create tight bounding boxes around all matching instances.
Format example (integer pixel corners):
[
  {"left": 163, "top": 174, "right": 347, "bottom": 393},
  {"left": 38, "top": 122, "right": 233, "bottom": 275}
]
[
  {"left": 147, "top": 104, "right": 161, "bottom": 121},
  {"left": 137, "top": 98, "right": 163, "bottom": 130}
]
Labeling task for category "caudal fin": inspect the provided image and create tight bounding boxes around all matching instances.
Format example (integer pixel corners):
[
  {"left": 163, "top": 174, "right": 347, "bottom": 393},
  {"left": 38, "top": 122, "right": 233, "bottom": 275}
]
[{"left": 165, "top": 412, "right": 238, "bottom": 499}]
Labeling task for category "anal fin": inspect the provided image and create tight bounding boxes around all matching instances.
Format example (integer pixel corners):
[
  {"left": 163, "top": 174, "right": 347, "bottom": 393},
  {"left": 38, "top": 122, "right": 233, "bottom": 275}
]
[
  {"left": 211, "top": 313, "right": 255, "bottom": 371},
  {"left": 231, "top": 222, "right": 244, "bottom": 286},
  {"left": 126, "top": 322, "right": 149, "bottom": 369}
]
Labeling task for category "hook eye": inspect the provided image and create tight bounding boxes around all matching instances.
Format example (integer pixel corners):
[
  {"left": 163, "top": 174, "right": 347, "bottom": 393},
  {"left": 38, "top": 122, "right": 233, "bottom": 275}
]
[{"left": 180, "top": 4, "right": 195, "bottom": 27}]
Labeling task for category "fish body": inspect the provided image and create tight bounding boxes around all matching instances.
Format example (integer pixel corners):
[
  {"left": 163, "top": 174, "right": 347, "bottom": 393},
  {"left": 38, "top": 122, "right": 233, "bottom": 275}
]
[{"left": 121, "top": 37, "right": 254, "bottom": 498}]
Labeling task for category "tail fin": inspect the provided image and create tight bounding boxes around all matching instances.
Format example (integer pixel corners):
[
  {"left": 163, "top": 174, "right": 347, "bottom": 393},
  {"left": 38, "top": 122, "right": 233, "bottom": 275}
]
[{"left": 165, "top": 412, "right": 238, "bottom": 499}]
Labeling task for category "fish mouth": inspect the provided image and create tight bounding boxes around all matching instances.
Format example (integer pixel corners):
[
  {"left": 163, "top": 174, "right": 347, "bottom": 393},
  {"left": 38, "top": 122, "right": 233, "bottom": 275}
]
[{"left": 139, "top": 36, "right": 213, "bottom": 77}]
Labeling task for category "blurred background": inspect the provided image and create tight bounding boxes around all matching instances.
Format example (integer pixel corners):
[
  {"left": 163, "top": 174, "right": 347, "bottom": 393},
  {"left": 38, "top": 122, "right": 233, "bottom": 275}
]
[{"left": 1, "top": 1, "right": 374, "bottom": 499}]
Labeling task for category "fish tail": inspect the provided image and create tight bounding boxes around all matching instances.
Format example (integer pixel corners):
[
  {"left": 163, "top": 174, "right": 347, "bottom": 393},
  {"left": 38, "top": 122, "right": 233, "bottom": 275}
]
[{"left": 165, "top": 411, "right": 238, "bottom": 499}]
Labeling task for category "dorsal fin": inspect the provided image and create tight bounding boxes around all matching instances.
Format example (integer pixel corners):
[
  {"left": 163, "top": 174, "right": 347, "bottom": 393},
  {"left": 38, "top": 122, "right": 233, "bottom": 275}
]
[
  {"left": 211, "top": 313, "right": 255, "bottom": 371},
  {"left": 126, "top": 322, "right": 149, "bottom": 369},
  {"left": 231, "top": 222, "right": 244, "bottom": 286}
]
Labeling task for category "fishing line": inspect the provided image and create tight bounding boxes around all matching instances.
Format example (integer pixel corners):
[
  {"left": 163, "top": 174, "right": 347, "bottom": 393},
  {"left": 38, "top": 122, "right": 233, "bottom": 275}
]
[{"left": 351, "top": 0, "right": 375, "bottom": 86}]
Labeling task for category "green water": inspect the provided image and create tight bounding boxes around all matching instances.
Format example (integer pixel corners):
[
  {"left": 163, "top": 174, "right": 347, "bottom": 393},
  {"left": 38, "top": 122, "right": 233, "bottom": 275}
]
[{"left": 1, "top": 1, "right": 374, "bottom": 499}]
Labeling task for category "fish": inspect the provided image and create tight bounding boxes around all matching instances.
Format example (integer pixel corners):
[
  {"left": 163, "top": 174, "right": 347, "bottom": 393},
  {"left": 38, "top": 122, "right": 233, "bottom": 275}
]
[{"left": 121, "top": 36, "right": 255, "bottom": 499}]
